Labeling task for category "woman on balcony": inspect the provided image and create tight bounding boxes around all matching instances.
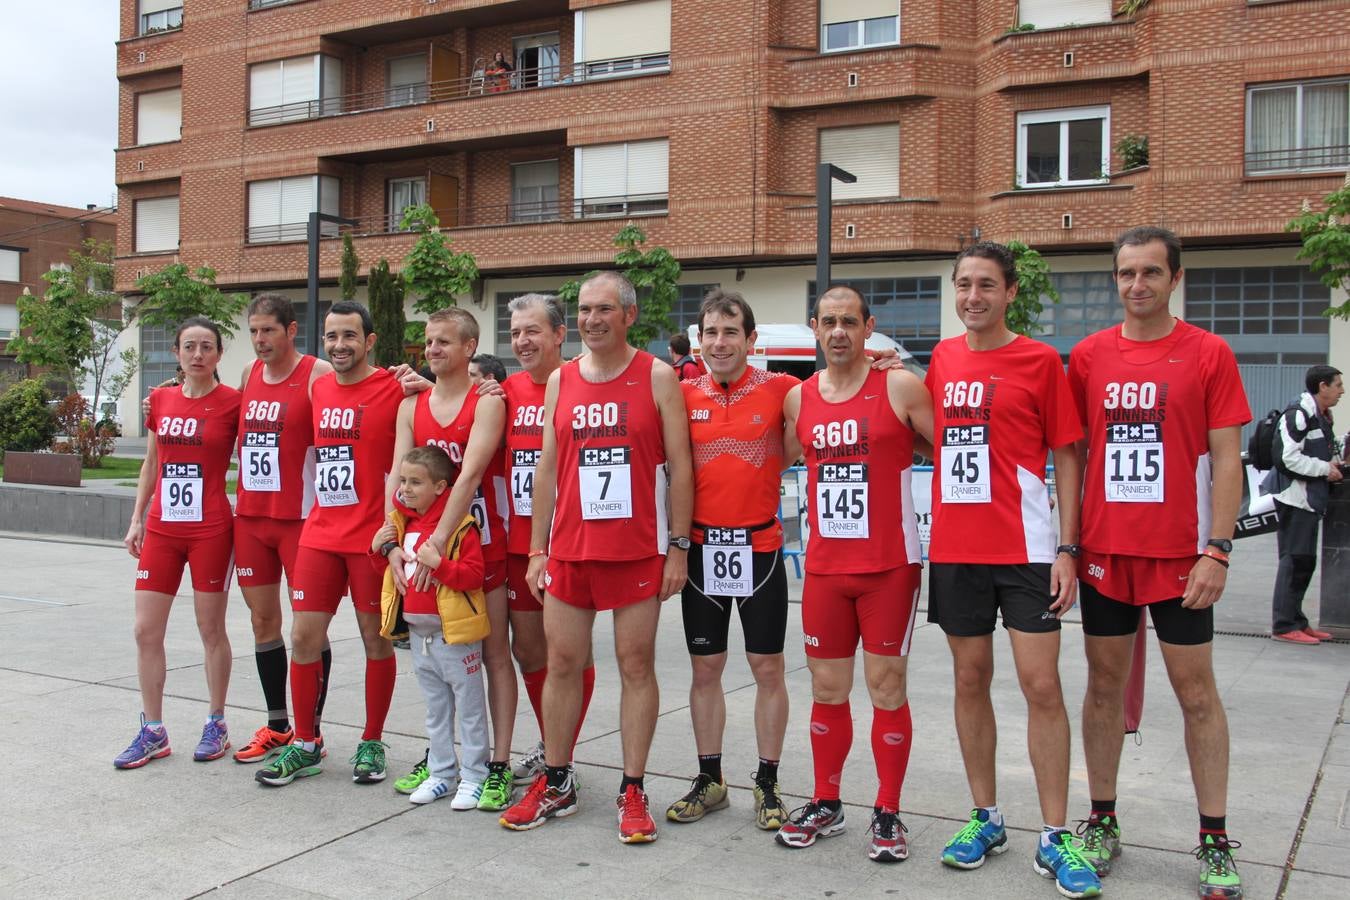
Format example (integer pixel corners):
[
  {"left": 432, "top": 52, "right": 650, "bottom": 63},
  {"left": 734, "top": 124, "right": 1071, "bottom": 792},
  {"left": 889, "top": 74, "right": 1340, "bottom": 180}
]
[{"left": 486, "top": 51, "right": 514, "bottom": 93}]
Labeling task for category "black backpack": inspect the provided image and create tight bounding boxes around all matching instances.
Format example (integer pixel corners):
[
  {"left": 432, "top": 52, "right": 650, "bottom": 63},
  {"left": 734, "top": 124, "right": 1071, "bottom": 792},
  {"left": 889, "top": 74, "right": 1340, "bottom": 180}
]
[{"left": 1247, "top": 408, "right": 1283, "bottom": 471}]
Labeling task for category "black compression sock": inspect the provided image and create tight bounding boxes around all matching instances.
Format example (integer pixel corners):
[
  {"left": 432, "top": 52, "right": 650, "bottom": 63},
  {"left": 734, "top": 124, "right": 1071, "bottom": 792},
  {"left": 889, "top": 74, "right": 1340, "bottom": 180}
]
[
  {"left": 1091, "top": 798, "right": 1117, "bottom": 820},
  {"left": 817, "top": 798, "right": 842, "bottom": 813},
  {"left": 756, "top": 757, "right": 780, "bottom": 784},
  {"left": 314, "top": 644, "right": 332, "bottom": 737},
  {"left": 698, "top": 753, "right": 723, "bottom": 783},
  {"left": 545, "top": 764, "right": 570, "bottom": 790},
  {"left": 255, "top": 639, "right": 290, "bottom": 732}
]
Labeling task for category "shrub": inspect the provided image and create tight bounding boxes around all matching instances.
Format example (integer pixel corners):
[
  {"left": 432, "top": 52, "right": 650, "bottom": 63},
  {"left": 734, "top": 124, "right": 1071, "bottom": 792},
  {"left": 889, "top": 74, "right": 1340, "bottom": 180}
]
[
  {"left": 0, "top": 380, "right": 57, "bottom": 462},
  {"left": 50, "top": 394, "right": 119, "bottom": 467}
]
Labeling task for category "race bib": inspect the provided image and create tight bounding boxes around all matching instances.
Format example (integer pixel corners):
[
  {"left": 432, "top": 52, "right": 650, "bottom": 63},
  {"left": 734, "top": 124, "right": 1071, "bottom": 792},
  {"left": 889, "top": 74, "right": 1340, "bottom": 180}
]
[
  {"left": 701, "top": 527, "right": 753, "bottom": 596},
  {"left": 578, "top": 446, "right": 632, "bottom": 520},
  {"left": 511, "top": 448, "right": 540, "bottom": 517},
  {"left": 241, "top": 432, "right": 281, "bottom": 493},
  {"left": 471, "top": 489, "right": 492, "bottom": 545},
  {"left": 160, "top": 462, "right": 203, "bottom": 522},
  {"left": 940, "top": 424, "right": 991, "bottom": 504},
  {"left": 1104, "top": 422, "right": 1164, "bottom": 503},
  {"left": 315, "top": 445, "right": 358, "bottom": 507},
  {"left": 815, "top": 462, "right": 869, "bottom": 539}
]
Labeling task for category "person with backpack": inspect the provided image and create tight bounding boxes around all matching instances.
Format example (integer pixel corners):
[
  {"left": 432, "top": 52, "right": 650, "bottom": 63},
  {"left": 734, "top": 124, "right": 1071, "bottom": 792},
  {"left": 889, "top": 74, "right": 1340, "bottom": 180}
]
[
  {"left": 1262, "top": 364, "right": 1345, "bottom": 645},
  {"left": 669, "top": 333, "right": 702, "bottom": 381}
]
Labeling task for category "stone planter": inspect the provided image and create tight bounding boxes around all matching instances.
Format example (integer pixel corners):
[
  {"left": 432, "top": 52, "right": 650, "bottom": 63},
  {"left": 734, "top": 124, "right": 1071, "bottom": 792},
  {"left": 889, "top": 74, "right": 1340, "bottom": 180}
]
[{"left": 2, "top": 451, "right": 82, "bottom": 487}]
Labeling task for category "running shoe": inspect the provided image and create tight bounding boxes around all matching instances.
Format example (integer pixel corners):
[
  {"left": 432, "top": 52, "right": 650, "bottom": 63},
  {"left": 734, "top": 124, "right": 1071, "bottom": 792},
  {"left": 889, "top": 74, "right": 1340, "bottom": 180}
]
[
  {"left": 394, "top": 749, "right": 431, "bottom": 795},
  {"left": 410, "top": 776, "right": 451, "bottom": 805},
  {"left": 350, "top": 739, "right": 388, "bottom": 783},
  {"left": 666, "top": 773, "right": 729, "bottom": 823},
  {"left": 513, "top": 740, "right": 546, "bottom": 779},
  {"left": 1034, "top": 831, "right": 1103, "bottom": 899},
  {"left": 1194, "top": 835, "right": 1243, "bottom": 899},
  {"left": 1075, "top": 814, "right": 1122, "bottom": 876},
  {"left": 753, "top": 774, "right": 787, "bottom": 830},
  {"left": 255, "top": 742, "right": 323, "bottom": 786},
  {"left": 868, "top": 808, "right": 909, "bottom": 863},
  {"left": 233, "top": 725, "right": 293, "bottom": 764},
  {"left": 942, "top": 808, "right": 1009, "bottom": 869},
  {"left": 477, "top": 763, "right": 514, "bottom": 811},
  {"left": 499, "top": 772, "right": 578, "bottom": 831},
  {"left": 193, "top": 719, "right": 231, "bottom": 761},
  {"left": 775, "top": 801, "right": 846, "bottom": 848},
  {"left": 113, "top": 717, "right": 170, "bottom": 769},
  {"left": 452, "top": 780, "right": 483, "bottom": 811},
  {"left": 617, "top": 784, "right": 658, "bottom": 843}
]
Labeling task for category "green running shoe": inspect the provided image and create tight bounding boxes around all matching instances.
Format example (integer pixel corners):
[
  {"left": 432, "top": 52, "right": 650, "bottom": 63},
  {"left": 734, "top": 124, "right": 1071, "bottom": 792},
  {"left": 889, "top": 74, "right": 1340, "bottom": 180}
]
[
  {"left": 665, "top": 773, "right": 729, "bottom": 823},
  {"left": 1075, "top": 814, "right": 1122, "bottom": 876},
  {"left": 1195, "top": 835, "right": 1243, "bottom": 899},
  {"left": 351, "top": 739, "right": 389, "bottom": 783},
  {"left": 478, "top": 763, "right": 515, "bottom": 811},
  {"left": 254, "top": 743, "right": 323, "bottom": 787},
  {"left": 394, "top": 749, "right": 430, "bottom": 795}
]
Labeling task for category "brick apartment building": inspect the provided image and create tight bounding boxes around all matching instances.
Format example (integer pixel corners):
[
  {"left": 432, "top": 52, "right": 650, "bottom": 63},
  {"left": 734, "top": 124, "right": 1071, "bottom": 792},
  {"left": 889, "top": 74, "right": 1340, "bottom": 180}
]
[
  {"left": 0, "top": 198, "right": 117, "bottom": 384},
  {"left": 113, "top": 0, "right": 1350, "bottom": 432}
]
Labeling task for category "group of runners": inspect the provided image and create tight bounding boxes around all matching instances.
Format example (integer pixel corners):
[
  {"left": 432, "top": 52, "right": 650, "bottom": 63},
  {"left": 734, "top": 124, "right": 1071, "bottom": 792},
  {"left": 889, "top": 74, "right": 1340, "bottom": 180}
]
[{"left": 117, "top": 224, "right": 1248, "bottom": 900}]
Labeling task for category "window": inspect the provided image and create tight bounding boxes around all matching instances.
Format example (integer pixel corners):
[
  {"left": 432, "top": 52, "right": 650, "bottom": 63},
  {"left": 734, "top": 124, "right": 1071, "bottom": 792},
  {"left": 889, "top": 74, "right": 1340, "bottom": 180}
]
[
  {"left": 249, "top": 55, "right": 343, "bottom": 126},
  {"left": 1247, "top": 79, "right": 1350, "bottom": 173},
  {"left": 1016, "top": 106, "right": 1110, "bottom": 187},
  {"left": 386, "top": 54, "right": 428, "bottom": 107},
  {"left": 575, "top": 0, "right": 671, "bottom": 77},
  {"left": 1039, "top": 271, "right": 1121, "bottom": 356},
  {"left": 574, "top": 139, "right": 668, "bottom": 218},
  {"left": 646, "top": 283, "right": 717, "bottom": 356},
  {"left": 0, "top": 248, "right": 19, "bottom": 282},
  {"left": 134, "top": 196, "right": 179, "bottom": 253},
  {"left": 247, "top": 176, "right": 340, "bottom": 243},
  {"left": 387, "top": 177, "right": 427, "bottom": 231},
  {"left": 808, "top": 277, "right": 942, "bottom": 364},
  {"left": 511, "top": 161, "right": 560, "bottom": 222},
  {"left": 1185, "top": 267, "right": 1330, "bottom": 362},
  {"left": 0, "top": 304, "right": 18, "bottom": 341},
  {"left": 819, "top": 123, "right": 900, "bottom": 200},
  {"left": 136, "top": 88, "right": 181, "bottom": 145},
  {"left": 139, "top": 0, "right": 182, "bottom": 34},
  {"left": 1018, "top": 0, "right": 1111, "bottom": 30},
  {"left": 820, "top": 0, "right": 899, "bottom": 53},
  {"left": 139, "top": 321, "right": 176, "bottom": 401},
  {"left": 515, "top": 33, "right": 562, "bottom": 88}
]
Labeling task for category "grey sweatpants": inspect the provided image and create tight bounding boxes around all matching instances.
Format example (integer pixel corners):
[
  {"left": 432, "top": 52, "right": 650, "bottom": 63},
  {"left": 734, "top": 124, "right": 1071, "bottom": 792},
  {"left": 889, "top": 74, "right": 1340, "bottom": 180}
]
[{"left": 409, "top": 623, "right": 489, "bottom": 785}]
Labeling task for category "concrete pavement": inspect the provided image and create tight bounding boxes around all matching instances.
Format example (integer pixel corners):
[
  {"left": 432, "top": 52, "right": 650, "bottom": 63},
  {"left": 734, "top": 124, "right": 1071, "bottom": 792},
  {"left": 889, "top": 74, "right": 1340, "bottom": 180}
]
[{"left": 0, "top": 529, "right": 1347, "bottom": 899}]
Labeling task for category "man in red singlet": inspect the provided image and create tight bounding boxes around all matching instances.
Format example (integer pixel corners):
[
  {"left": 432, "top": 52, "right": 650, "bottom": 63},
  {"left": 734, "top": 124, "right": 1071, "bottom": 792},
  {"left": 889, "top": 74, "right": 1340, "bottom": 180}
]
[
  {"left": 255, "top": 301, "right": 405, "bottom": 788},
  {"left": 1069, "top": 227, "right": 1249, "bottom": 899},
  {"left": 779, "top": 285, "right": 933, "bottom": 864},
  {"left": 500, "top": 272, "right": 693, "bottom": 844}
]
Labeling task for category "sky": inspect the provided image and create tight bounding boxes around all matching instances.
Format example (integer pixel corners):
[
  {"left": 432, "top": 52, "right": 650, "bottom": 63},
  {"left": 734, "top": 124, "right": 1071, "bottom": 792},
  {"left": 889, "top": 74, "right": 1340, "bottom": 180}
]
[{"left": 0, "top": 1, "right": 120, "bottom": 210}]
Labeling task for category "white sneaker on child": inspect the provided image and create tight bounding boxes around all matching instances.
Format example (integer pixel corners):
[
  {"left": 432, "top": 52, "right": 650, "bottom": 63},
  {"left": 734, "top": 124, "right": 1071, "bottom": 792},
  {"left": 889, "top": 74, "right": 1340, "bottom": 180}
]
[
  {"left": 410, "top": 776, "right": 451, "bottom": 805},
  {"left": 452, "top": 780, "right": 483, "bottom": 810}
]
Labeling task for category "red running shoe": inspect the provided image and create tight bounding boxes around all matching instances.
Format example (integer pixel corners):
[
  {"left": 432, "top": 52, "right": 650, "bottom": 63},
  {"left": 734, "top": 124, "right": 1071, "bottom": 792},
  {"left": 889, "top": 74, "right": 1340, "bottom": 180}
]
[
  {"left": 499, "top": 772, "right": 578, "bottom": 831},
  {"left": 233, "top": 725, "right": 294, "bottom": 763},
  {"left": 617, "top": 784, "right": 658, "bottom": 844}
]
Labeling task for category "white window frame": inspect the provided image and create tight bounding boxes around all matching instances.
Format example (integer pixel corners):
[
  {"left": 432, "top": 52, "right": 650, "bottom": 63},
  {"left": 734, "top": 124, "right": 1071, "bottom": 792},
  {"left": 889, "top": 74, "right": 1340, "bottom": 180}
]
[
  {"left": 387, "top": 177, "right": 427, "bottom": 231},
  {"left": 135, "top": 87, "right": 182, "bottom": 146},
  {"left": 0, "top": 248, "right": 20, "bottom": 283},
  {"left": 573, "top": 0, "right": 672, "bottom": 81},
  {"left": 1017, "top": 0, "right": 1111, "bottom": 31},
  {"left": 247, "top": 175, "right": 340, "bottom": 243},
  {"left": 248, "top": 55, "right": 343, "bottom": 126},
  {"left": 574, "top": 140, "right": 669, "bottom": 219},
  {"left": 386, "top": 54, "right": 428, "bottom": 107},
  {"left": 511, "top": 160, "right": 561, "bottom": 223},
  {"left": 819, "top": 123, "right": 901, "bottom": 200},
  {"left": 138, "top": 0, "right": 182, "bottom": 35},
  {"left": 1016, "top": 105, "right": 1111, "bottom": 188},
  {"left": 1245, "top": 77, "right": 1350, "bottom": 174},
  {"left": 134, "top": 196, "right": 180, "bottom": 254},
  {"left": 821, "top": 16, "right": 899, "bottom": 53},
  {"left": 0, "top": 302, "right": 18, "bottom": 341}
]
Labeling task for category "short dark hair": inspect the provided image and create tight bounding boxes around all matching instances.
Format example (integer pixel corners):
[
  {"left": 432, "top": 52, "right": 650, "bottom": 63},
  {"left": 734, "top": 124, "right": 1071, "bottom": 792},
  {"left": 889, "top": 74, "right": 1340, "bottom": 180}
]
[
  {"left": 813, "top": 284, "right": 870, "bottom": 320},
  {"left": 326, "top": 300, "right": 374, "bottom": 337},
  {"left": 698, "top": 288, "right": 756, "bottom": 335},
  {"left": 246, "top": 292, "right": 296, "bottom": 328},
  {"left": 953, "top": 241, "right": 1018, "bottom": 290},
  {"left": 402, "top": 445, "right": 453, "bottom": 485},
  {"left": 1306, "top": 364, "right": 1343, "bottom": 396},
  {"left": 669, "top": 333, "right": 691, "bottom": 356},
  {"left": 174, "top": 315, "right": 224, "bottom": 351},
  {"left": 471, "top": 353, "right": 507, "bottom": 382},
  {"left": 1113, "top": 226, "right": 1183, "bottom": 277}
]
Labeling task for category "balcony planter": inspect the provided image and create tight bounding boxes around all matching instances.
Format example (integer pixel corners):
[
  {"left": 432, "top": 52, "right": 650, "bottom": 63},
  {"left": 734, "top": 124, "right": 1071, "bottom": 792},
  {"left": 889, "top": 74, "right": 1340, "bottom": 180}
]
[{"left": 2, "top": 451, "right": 82, "bottom": 487}]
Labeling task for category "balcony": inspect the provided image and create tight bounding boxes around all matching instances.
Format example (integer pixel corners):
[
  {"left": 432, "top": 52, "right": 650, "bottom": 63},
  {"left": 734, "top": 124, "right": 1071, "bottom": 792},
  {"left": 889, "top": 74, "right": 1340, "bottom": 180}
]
[{"left": 1246, "top": 145, "right": 1350, "bottom": 176}]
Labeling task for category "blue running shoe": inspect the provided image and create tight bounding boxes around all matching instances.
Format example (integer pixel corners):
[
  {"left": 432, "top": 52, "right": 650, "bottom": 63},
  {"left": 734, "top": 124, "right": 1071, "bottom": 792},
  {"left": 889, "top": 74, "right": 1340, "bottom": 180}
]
[
  {"left": 942, "top": 808, "right": 1008, "bottom": 869},
  {"left": 114, "top": 716, "right": 171, "bottom": 769},
  {"left": 193, "top": 718, "right": 231, "bottom": 761},
  {"left": 1034, "top": 830, "right": 1103, "bottom": 899}
]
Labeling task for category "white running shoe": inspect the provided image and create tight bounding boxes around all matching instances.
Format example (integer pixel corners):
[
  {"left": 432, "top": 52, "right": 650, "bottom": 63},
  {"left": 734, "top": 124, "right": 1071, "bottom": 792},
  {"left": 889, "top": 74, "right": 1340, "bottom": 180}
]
[
  {"left": 452, "top": 780, "right": 483, "bottom": 810},
  {"left": 410, "top": 776, "right": 451, "bottom": 805}
]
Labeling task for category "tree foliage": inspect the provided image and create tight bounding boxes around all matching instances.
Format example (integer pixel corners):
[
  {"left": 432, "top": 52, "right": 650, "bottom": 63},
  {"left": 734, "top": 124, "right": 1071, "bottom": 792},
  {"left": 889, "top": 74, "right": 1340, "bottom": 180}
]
[
  {"left": 51, "top": 394, "right": 119, "bottom": 467},
  {"left": 368, "top": 259, "right": 408, "bottom": 367},
  {"left": 399, "top": 205, "right": 479, "bottom": 315},
  {"left": 557, "top": 224, "right": 682, "bottom": 350},
  {"left": 339, "top": 231, "right": 360, "bottom": 302},
  {"left": 1005, "top": 240, "right": 1061, "bottom": 336},
  {"left": 131, "top": 263, "right": 250, "bottom": 338},
  {"left": 1287, "top": 172, "right": 1350, "bottom": 320},
  {"left": 0, "top": 380, "right": 56, "bottom": 460}
]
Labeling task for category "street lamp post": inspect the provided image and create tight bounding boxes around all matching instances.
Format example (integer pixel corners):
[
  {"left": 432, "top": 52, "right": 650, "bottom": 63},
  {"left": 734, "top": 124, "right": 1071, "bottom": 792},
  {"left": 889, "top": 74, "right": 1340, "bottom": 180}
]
[
  {"left": 815, "top": 163, "right": 857, "bottom": 370},
  {"left": 305, "top": 211, "right": 359, "bottom": 356}
]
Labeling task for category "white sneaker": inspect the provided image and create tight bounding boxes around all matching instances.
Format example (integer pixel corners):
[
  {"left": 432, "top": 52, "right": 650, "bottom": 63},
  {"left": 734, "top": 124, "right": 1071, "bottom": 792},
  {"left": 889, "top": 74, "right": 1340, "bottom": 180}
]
[
  {"left": 513, "top": 741, "right": 546, "bottom": 779},
  {"left": 451, "top": 780, "right": 483, "bottom": 810},
  {"left": 410, "top": 776, "right": 451, "bottom": 805}
]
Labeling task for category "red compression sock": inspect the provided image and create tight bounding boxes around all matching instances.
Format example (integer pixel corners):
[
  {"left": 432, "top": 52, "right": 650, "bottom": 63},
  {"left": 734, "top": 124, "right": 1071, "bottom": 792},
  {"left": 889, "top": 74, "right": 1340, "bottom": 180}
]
[{"left": 809, "top": 700, "right": 852, "bottom": 801}]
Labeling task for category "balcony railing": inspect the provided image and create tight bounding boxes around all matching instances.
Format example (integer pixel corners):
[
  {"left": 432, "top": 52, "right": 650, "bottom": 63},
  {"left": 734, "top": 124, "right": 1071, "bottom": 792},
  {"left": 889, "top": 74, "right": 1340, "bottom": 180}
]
[
  {"left": 249, "top": 0, "right": 304, "bottom": 8},
  {"left": 1246, "top": 145, "right": 1350, "bottom": 174},
  {"left": 246, "top": 53, "right": 671, "bottom": 127}
]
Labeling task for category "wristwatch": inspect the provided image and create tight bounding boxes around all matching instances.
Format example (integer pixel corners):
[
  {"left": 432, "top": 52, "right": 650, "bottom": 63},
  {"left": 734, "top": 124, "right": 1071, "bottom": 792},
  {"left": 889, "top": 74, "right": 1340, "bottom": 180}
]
[
  {"left": 1206, "top": 538, "right": 1233, "bottom": 554},
  {"left": 379, "top": 541, "right": 399, "bottom": 558},
  {"left": 670, "top": 536, "right": 692, "bottom": 551},
  {"left": 1056, "top": 544, "right": 1080, "bottom": 558}
]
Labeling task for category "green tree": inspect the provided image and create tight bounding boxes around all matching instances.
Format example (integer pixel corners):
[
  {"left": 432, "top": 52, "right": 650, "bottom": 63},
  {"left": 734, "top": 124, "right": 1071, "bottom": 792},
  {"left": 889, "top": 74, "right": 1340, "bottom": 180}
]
[
  {"left": 1005, "top": 240, "right": 1061, "bottom": 336},
  {"left": 1287, "top": 172, "right": 1350, "bottom": 320},
  {"left": 339, "top": 231, "right": 360, "bottom": 302},
  {"left": 0, "top": 379, "right": 57, "bottom": 461},
  {"left": 557, "top": 224, "right": 682, "bottom": 350},
  {"left": 131, "top": 263, "right": 250, "bottom": 338},
  {"left": 7, "top": 239, "right": 140, "bottom": 426},
  {"left": 399, "top": 204, "right": 479, "bottom": 314},
  {"left": 368, "top": 259, "right": 408, "bottom": 366}
]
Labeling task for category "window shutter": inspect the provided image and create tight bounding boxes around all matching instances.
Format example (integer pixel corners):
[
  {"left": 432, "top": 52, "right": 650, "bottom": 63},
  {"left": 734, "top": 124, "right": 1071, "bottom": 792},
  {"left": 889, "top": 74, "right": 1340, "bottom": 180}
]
[
  {"left": 281, "top": 58, "right": 318, "bottom": 107},
  {"left": 1018, "top": 0, "right": 1111, "bottom": 29},
  {"left": 820, "top": 124, "right": 900, "bottom": 199},
  {"left": 625, "top": 140, "right": 669, "bottom": 197},
  {"left": 820, "top": 0, "right": 897, "bottom": 25},
  {"left": 578, "top": 0, "right": 671, "bottom": 62},
  {"left": 140, "top": 0, "right": 180, "bottom": 14},
  {"left": 280, "top": 177, "right": 317, "bottom": 239},
  {"left": 248, "top": 180, "right": 282, "bottom": 235},
  {"left": 136, "top": 88, "right": 181, "bottom": 145},
  {"left": 0, "top": 302, "right": 18, "bottom": 333},
  {"left": 0, "top": 249, "right": 19, "bottom": 282},
  {"left": 250, "top": 61, "right": 283, "bottom": 112},
  {"left": 135, "top": 197, "right": 179, "bottom": 253},
  {"left": 576, "top": 144, "right": 628, "bottom": 200},
  {"left": 388, "top": 55, "right": 427, "bottom": 87}
]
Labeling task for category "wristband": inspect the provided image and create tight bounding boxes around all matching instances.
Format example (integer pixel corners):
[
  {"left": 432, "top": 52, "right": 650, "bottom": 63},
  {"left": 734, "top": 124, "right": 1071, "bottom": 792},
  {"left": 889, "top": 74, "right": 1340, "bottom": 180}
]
[
  {"left": 1056, "top": 544, "right": 1080, "bottom": 558},
  {"left": 1200, "top": 548, "right": 1230, "bottom": 568},
  {"left": 528, "top": 549, "right": 548, "bottom": 558},
  {"left": 379, "top": 541, "right": 399, "bottom": 558}
]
